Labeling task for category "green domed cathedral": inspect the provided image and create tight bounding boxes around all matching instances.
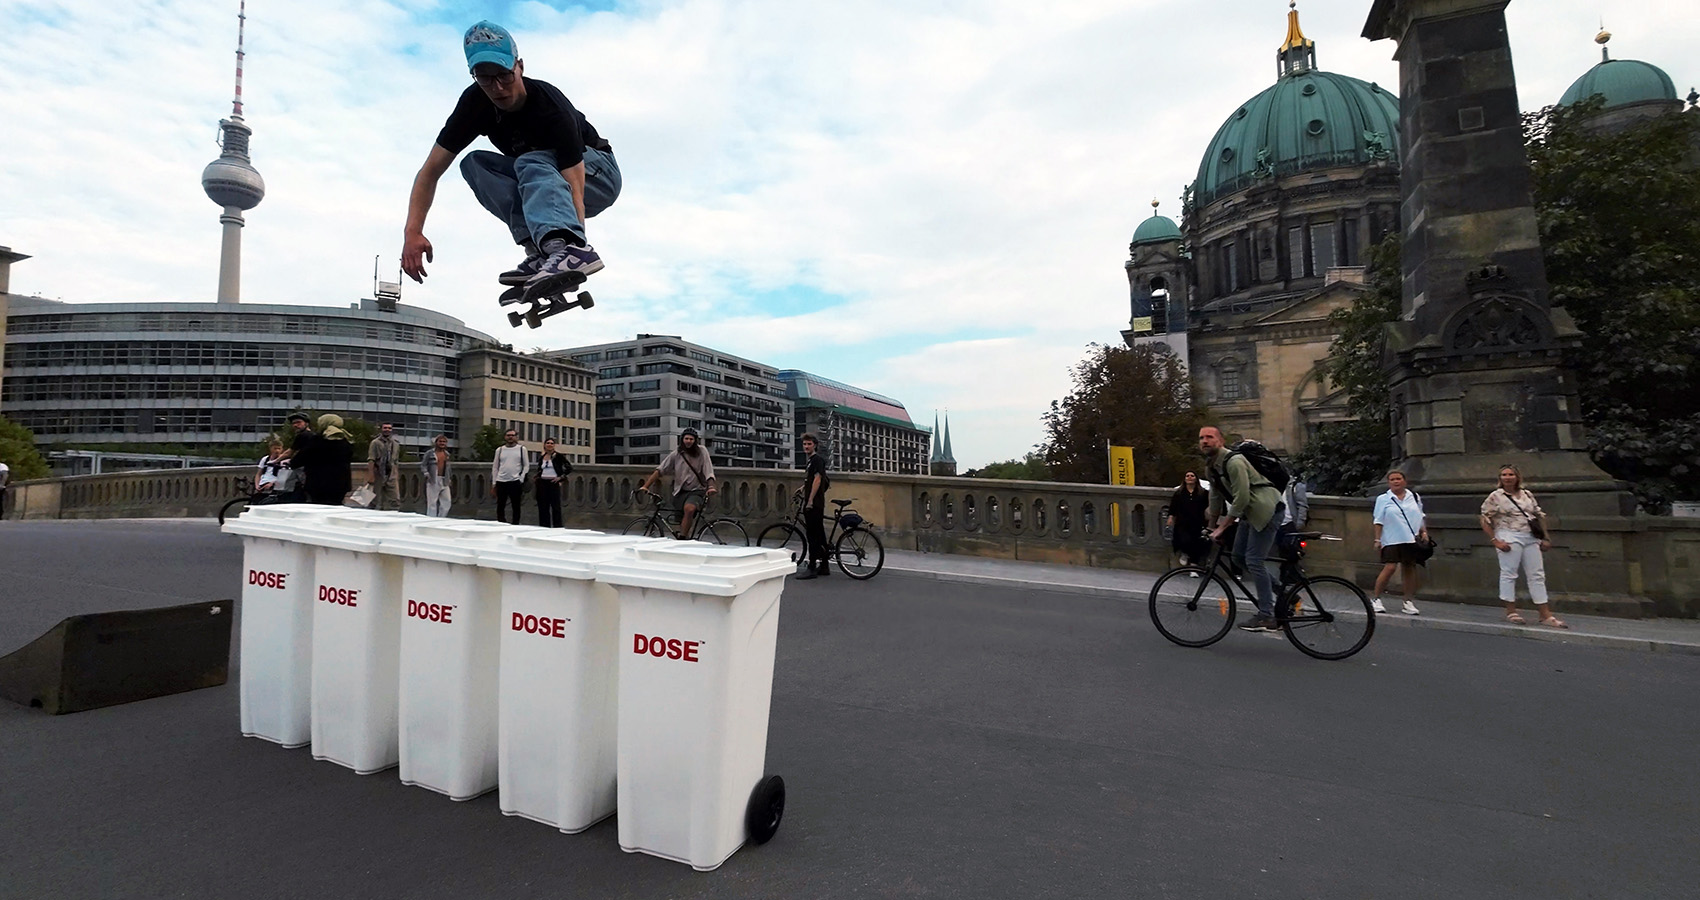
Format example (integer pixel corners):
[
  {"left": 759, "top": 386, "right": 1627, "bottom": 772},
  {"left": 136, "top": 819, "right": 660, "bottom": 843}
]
[{"left": 1124, "top": 4, "right": 1402, "bottom": 452}]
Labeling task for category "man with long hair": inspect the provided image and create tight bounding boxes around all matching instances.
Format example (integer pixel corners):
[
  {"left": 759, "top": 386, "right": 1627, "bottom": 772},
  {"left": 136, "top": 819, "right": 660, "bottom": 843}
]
[{"left": 637, "top": 428, "right": 718, "bottom": 539}]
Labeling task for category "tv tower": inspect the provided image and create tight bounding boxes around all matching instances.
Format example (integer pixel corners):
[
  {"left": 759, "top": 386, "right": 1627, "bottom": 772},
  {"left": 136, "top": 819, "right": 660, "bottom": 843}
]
[{"left": 201, "top": 1, "right": 265, "bottom": 304}]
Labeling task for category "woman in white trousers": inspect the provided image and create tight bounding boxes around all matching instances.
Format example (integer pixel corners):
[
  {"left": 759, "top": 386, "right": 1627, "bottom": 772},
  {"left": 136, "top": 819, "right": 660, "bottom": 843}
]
[{"left": 1479, "top": 464, "right": 1567, "bottom": 628}]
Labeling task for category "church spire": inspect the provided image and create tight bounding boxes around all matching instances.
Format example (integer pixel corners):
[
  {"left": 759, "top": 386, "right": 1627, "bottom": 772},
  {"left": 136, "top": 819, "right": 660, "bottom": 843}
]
[{"left": 1278, "top": 1, "right": 1317, "bottom": 78}]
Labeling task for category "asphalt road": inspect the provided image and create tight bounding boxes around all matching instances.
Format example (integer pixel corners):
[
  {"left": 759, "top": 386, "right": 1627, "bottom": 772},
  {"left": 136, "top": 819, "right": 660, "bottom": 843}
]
[{"left": 2, "top": 520, "right": 1697, "bottom": 899}]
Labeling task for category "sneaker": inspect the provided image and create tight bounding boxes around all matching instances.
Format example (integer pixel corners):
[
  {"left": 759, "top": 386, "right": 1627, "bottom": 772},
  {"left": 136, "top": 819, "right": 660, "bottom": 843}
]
[
  {"left": 498, "top": 252, "right": 545, "bottom": 286},
  {"left": 524, "top": 238, "right": 603, "bottom": 297},
  {"left": 1370, "top": 598, "right": 1387, "bottom": 614},
  {"left": 1401, "top": 600, "right": 1420, "bottom": 615},
  {"left": 1238, "top": 615, "right": 1277, "bottom": 632},
  {"left": 793, "top": 568, "right": 818, "bottom": 581}
]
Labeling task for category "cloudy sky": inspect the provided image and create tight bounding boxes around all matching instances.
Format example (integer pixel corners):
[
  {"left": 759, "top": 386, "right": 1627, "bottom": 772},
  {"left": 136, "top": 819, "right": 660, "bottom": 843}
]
[{"left": 1, "top": 0, "right": 1694, "bottom": 467}]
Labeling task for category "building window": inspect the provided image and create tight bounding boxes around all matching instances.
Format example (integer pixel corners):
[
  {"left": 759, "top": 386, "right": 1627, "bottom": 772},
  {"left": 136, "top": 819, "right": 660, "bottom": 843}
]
[
  {"left": 1288, "top": 226, "right": 1306, "bottom": 279},
  {"left": 1310, "top": 223, "right": 1337, "bottom": 274},
  {"left": 1342, "top": 217, "right": 1360, "bottom": 267},
  {"left": 630, "top": 379, "right": 661, "bottom": 393},
  {"left": 1220, "top": 365, "right": 1243, "bottom": 401}
]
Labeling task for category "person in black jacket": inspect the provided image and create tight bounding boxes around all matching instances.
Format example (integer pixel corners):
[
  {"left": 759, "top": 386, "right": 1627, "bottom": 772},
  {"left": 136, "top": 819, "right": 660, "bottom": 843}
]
[
  {"left": 1166, "top": 471, "right": 1211, "bottom": 567},
  {"left": 794, "top": 433, "right": 831, "bottom": 580},
  {"left": 291, "top": 414, "right": 354, "bottom": 505},
  {"left": 534, "top": 436, "right": 572, "bottom": 528}
]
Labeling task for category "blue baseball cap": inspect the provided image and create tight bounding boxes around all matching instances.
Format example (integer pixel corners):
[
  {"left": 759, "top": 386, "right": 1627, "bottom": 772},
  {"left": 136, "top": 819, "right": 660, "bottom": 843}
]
[{"left": 464, "top": 21, "right": 517, "bottom": 72}]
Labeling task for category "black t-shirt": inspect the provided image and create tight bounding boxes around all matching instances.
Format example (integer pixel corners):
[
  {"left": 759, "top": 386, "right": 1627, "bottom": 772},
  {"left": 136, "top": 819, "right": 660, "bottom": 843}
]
[
  {"left": 805, "top": 454, "right": 829, "bottom": 509},
  {"left": 435, "top": 77, "right": 610, "bottom": 170}
]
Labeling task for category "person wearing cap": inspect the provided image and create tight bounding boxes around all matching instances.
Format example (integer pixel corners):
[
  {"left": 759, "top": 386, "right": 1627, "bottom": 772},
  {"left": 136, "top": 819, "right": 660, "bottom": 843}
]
[
  {"left": 284, "top": 412, "right": 316, "bottom": 502},
  {"left": 636, "top": 428, "right": 718, "bottom": 539},
  {"left": 401, "top": 20, "right": 620, "bottom": 303}
]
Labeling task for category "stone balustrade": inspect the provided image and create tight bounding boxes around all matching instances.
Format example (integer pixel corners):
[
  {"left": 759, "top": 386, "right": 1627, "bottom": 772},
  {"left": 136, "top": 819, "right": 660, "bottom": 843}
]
[{"left": 6, "top": 466, "right": 1698, "bottom": 617}]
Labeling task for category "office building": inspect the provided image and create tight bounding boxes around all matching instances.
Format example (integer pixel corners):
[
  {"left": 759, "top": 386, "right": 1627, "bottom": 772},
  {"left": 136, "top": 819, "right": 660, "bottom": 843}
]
[{"left": 777, "top": 370, "right": 930, "bottom": 475}]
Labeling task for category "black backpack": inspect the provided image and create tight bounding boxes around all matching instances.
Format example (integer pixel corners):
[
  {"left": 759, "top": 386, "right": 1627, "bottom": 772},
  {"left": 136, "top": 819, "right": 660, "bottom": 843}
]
[{"left": 1224, "top": 440, "right": 1290, "bottom": 492}]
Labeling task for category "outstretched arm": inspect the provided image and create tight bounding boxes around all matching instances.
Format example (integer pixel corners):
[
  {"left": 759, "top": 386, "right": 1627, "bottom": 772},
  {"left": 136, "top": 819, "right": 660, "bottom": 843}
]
[{"left": 402, "top": 145, "right": 457, "bottom": 282}]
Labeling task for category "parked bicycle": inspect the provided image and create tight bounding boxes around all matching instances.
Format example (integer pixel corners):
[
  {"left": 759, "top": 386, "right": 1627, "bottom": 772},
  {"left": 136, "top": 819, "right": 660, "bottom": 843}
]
[
  {"left": 757, "top": 492, "right": 885, "bottom": 580},
  {"left": 217, "top": 475, "right": 291, "bottom": 525},
  {"left": 623, "top": 489, "right": 749, "bottom": 545},
  {"left": 1147, "top": 529, "right": 1374, "bottom": 660}
]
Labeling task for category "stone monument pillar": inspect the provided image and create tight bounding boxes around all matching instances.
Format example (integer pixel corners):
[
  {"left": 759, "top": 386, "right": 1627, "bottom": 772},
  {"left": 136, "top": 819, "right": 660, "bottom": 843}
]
[{"left": 1362, "top": 1, "right": 1646, "bottom": 612}]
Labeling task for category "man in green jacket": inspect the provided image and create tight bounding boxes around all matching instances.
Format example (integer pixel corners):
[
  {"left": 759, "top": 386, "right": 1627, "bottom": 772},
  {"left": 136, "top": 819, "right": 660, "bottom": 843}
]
[{"left": 1201, "top": 426, "right": 1287, "bottom": 632}]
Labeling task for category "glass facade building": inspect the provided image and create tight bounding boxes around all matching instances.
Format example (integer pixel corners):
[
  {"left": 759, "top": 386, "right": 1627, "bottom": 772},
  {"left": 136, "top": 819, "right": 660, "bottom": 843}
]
[{"left": 1, "top": 297, "right": 498, "bottom": 451}]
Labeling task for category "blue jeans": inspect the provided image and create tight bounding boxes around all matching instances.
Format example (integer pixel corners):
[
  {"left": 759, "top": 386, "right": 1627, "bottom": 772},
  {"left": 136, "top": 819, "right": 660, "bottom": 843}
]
[
  {"left": 1232, "top": 502, "right": 1285, "bottom": 617},
  {"left": 460, "top": 148, "right": 622, "bottom": 247}
]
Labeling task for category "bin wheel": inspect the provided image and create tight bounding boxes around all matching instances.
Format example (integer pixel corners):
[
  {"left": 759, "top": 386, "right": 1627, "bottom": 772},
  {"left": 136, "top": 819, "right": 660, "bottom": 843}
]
[{"left": 745, "top": 774, "right": 785, "bottom": 845}]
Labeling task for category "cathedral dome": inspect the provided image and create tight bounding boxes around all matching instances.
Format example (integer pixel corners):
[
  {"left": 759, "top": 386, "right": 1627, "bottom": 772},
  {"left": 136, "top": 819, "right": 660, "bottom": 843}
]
[
  {"left": 1192, "top": 6, "right": 1399, "bottom": 209},
  {"left": 1559, "top": 57, "right": 1677, "bottom": 109},
  {"left": 1132, "top": 210, "right": 1182, "bottom": 245}
]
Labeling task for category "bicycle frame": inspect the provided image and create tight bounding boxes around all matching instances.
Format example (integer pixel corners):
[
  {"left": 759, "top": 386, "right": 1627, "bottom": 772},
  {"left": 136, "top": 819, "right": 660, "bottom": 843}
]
[{"left": 1193, "top": 532, "right": 1335, "bottom": 625}]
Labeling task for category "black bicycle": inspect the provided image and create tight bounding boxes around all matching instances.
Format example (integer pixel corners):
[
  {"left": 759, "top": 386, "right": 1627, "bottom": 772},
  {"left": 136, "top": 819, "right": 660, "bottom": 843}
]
[
  {"left": 1148, "top": 529, "right": 1375, "bottom": 660},
  {"left": 623, "top": 489, "right": 749, "bottom": 545},
  {"left": 217, "top": 474, "right": 291, "bottom": 525},
  {"left": 757, "top": 493, "right": 885, "bottom": 580}
]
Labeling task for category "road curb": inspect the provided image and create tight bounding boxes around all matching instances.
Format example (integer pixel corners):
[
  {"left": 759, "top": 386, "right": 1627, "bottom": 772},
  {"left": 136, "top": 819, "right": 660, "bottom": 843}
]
[{"left": 882, "top": 565, "right": 1700, "bottom": 656}]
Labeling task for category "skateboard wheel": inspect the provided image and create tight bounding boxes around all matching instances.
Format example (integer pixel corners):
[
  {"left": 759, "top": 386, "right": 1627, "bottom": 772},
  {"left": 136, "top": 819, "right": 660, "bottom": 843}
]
[
  {"left": 578, "top": 292, "right": 594, "bottom": 309},
  {"left": 507, "top": 311, "right": 524, "bottom": 327}
]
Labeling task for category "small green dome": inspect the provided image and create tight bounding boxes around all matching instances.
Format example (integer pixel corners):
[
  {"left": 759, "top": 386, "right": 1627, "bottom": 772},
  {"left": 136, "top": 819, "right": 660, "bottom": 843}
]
[
  {"left": 1195, "top": 72, "right": 1400, "bottom": 208},
  {"left": 1132, "top": 213, "right": 1182, "bottom": 245},
  {"left": 1559, "top": 57, "right": 1678, "bottom": 108}
]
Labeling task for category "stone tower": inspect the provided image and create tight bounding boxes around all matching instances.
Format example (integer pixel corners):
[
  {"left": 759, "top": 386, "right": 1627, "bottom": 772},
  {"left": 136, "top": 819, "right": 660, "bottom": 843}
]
[
  {"left": 201, "top": 1, "right": 265, "bottom": 304},
  {"left": 1122, "top": 199, "right": 1190, "bottom": 367}
]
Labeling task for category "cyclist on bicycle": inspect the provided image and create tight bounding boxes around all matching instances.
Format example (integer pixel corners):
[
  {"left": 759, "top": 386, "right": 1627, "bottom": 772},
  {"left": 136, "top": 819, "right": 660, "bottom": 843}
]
[
  {"left": 1200, "top": 426, "right": 1286, "bottom": 633},
  {"left": 254, "top": 439, "right": 293, "bottom": 500},
  {"left": 636, "top": 427, "right": 718, "bottom": 539}
]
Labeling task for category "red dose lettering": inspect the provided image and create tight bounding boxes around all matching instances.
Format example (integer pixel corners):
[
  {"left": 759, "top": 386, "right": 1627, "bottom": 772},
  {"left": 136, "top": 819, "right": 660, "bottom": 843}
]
[
  {"left": 247, "top": 570, "right": 288, "bottom": 589},
  {"left": 317, "top": 585, "right": 359, "bottom": 607},
  {"left": 632, "top": 633, "right": 699, "bottom": 662},
  {"left": 407, "top": 600, "right": 453, "bottom": 623},
  {"left": 513, "top": 613, "right": 567, "bottom": 638}
]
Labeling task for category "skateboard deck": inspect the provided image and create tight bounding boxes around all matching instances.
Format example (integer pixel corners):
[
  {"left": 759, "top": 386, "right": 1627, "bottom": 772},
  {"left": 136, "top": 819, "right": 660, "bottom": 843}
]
[{"left": 499, "top": 273, "right": 594, "bottom": 329}]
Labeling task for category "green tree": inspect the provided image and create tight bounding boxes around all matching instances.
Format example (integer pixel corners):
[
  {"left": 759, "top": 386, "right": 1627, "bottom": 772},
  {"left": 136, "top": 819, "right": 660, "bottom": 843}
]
[
  {"left": 1040, "top": 343, "right": 1209, "bottom": 485},
  {"left": 0, "top": 416, "right": 52, "bottom": 481},
  {"left": 1524, "top": 97, "right": 1700, "bottom": 510},
  {"left": 966, "top": 452, "right": 1052, "bottom": 481},
  {"left": 470, "top": 424, "right": 504, "bottom": 461},
  {"left": 1290, "top": 233, "right": 1401, "bottom": 494}
]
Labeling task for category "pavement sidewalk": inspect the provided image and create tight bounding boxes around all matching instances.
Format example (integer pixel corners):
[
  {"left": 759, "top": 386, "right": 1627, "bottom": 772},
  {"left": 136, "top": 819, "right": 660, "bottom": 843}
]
[{"left": 881, "top": 548, "right": 1700, "bottom": 655}]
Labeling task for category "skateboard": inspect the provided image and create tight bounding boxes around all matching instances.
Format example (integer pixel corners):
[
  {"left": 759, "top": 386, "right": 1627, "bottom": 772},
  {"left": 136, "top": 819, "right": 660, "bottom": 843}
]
[{"left": 499, "top": 272, "right": 594, "bottom": 329}]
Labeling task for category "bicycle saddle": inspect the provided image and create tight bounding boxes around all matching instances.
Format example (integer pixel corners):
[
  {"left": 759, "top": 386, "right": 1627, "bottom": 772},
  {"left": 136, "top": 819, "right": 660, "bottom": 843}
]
[{"left": 831, "top": 498, "right": 853, "bottom": 508}]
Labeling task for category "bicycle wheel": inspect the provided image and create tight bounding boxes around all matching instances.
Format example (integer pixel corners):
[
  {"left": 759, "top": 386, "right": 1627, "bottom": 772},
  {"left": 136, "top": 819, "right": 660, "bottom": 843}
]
[
  {"left": 758, "top": 523, "right": 807, "bottom": 564},
  {"left": 834, "top": 527, "right": 884, "bottom": 579},
  {"left": 699, "top": 519, "right": 748, "bottom": 546},
  {"left": 625, "top": 516, "right": 667, "bottom": 538},
  {"left": 1281, "top": 576, "right": 1375, "bottom": 660},
  {"left": 1148, "top": 566, "right": 1238, "bottom": 647},
  {"left": 218, "top": 496, "right": 250, "bottom": 526}
]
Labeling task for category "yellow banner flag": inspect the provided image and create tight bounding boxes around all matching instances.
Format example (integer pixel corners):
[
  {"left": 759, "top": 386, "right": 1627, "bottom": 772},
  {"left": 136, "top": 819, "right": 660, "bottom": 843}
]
[{"left": 1107, "top": 445, "right": 1135, "bottom": 486}]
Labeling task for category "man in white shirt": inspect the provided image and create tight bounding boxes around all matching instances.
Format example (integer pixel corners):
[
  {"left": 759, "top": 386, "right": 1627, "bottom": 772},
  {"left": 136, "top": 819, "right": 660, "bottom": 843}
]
[{"left": 490, "top": 427, "right": 528, "bottom": 524}]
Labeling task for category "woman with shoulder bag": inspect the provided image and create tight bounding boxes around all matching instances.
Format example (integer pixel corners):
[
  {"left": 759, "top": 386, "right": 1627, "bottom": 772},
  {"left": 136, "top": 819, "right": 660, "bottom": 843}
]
[
  {"left": 1371, "top": 469, "right": 1429, "bottom": 615},
  {"left": 1480, "top": 464, "right": 1567, "bottom": 628}
]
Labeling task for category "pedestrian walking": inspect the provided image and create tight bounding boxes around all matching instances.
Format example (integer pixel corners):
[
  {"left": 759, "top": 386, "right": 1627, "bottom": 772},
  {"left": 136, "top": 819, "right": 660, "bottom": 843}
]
[
  {"left": 1200, "top": 426, "right": 1286, "bottom": 632},
  {"left": 292, "top": 414, "right": 353, "bottom": 505},
  {"left": 794, "top": 433, "right": 831, "bottom": 579},
  {"left": 0, "top": 458, "right": 10, "bottom": 520},
  {"left": 534, "top": 437, "right": 571, "bottom": 528},
  {"left": 1372, "top": 469, "right": 1429, "bottom": 615},
  {"left": 1480, "top": 464, "right": 1568, "bottom": 628},
  {"left": 1166, "top": 471, "right": 1211, "bottom": 568},
  {"left": 367, "top": 422, "right": 403, "bottom": 511},
  {"left": 490, "top": 428, "right": 527, "bottom": 525},
  {"left": 421, "top": 434, "right": 454, "bottom": 517}
]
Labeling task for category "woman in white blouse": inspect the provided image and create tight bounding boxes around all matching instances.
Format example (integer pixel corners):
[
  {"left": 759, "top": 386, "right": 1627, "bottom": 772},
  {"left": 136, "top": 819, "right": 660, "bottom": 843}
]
[
  {"left": 1372, "top": 469, "right": 1429, "bottom": 615},
  {"left": 1480, "top": 464, "right": 1567, "bottom": 628}
]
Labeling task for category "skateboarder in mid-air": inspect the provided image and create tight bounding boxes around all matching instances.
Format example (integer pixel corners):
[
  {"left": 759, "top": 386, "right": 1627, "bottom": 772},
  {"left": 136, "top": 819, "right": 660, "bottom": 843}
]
[{"left": 400, "top": 20, "right": 620, "bottom": 322}]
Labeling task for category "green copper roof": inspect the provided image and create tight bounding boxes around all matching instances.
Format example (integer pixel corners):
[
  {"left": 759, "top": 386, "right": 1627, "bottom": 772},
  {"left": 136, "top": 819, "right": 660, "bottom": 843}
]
[
  {"left": 1559, "top": 57, "right": 1678, "bottom": 108},
  {"left": 1195, "top": 71, "right": 1399, "bottom": 207},
  {"left": 1132, "top": 213, "right": 1182, "bottom": 245}
]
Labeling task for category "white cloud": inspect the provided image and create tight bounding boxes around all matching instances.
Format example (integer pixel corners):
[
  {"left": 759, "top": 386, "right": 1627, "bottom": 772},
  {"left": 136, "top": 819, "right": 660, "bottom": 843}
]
[{"left": 1, "top": 0, "right": 1695, "bottom": 467}]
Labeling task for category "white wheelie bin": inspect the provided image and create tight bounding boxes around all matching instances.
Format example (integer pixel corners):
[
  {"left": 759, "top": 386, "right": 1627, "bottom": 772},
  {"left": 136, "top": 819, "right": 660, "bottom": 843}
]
[
  {"left": 372, "top": 519, "right": 545, "bottom": 800},
  {"left": 473, "top": 531, "right": 664, "bottom": 832},
  {"left": 593, "top": 543, "right": 796, "bottom": 870}
]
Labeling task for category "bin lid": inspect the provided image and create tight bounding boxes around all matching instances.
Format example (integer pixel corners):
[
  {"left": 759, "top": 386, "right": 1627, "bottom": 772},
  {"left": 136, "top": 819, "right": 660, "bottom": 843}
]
[
  {"left": 376, "top": 521, "right": 544, "bottom": 563},
  {"left": 474, "top": 531, "right": 667, "bottom": 580},
  {"left": 593, "top": 543, "right": 795, "bottom": 597},
  {"left": 261, "top": 510, "right": 428, "bottom": 552},
  {"left": 220, "top": 505, "right": 394, "bottom": 538}
]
